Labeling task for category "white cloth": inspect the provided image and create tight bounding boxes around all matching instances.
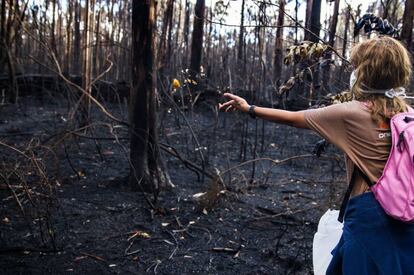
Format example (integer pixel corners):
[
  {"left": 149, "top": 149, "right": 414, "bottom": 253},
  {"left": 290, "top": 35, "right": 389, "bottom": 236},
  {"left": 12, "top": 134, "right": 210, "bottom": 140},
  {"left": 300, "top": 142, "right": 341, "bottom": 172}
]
[
  {"left": 313, "top": 209, "right": 343, "bottom": 275},
  {"left": 349, "top": 70, "right": 409, "bottom": 99}
]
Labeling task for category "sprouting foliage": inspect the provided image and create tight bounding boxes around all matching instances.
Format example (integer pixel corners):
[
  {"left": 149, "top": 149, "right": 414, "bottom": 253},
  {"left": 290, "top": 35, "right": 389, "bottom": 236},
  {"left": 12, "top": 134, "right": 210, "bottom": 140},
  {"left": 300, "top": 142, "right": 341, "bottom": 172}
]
[
  {"left": 354, "top": 13, "right": 399, "bottom": 38},
  {"left": 283, "top": 41, "right": 329, "bottom": 66}
]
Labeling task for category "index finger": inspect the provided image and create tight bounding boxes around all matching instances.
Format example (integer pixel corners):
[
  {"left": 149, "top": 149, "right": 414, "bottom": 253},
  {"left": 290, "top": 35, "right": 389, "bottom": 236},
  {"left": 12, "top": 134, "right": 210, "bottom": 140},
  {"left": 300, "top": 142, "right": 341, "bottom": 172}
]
[{"left": 223, "top": 93, "right": 238, "bottom": 100}]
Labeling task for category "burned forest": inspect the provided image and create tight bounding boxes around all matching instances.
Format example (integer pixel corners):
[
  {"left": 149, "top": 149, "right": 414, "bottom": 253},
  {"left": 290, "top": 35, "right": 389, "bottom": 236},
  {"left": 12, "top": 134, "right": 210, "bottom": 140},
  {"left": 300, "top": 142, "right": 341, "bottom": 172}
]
[{"left": 1, "top": 0, "right": 413, "bottom": 274}]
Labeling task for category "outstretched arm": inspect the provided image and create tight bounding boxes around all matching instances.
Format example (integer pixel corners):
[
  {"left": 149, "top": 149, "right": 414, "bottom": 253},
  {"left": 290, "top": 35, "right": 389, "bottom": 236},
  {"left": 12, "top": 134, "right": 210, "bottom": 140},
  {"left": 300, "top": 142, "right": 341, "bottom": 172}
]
[{"left": 218, "top": 93, "right": 309, "bottom": 129}]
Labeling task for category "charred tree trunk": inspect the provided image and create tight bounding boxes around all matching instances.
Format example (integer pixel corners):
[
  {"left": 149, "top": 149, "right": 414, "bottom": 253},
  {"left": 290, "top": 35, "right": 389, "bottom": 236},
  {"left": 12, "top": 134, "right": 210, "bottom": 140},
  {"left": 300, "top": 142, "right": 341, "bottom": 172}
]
[
  {"left": 389, "top": 0, "right": 400, "bottom": 26},
  {"left": 237, "top": 0, "right": 245, "bottom": 63},
  {"left": 158, "top": 0, "right": 174, "bottom": 75},
  {"left": 166, "top": 1, "right": 174, "bottom": 70},
  {"left": 342, "top": 5, "right": 351, "bottom": 59},
  {"left": 115, "top": 1, "right": 124, "bottom": 80},
  {"left": 73, "top": 0, "right": 81, "bottom": 73},
  {"left": 304, "top": 0, "right": 313, "bottom": 40},
  {"left": 65, "top": 1, "right": 73, "bottom": 74},
  {"left": 79, "top": 0, "right": 95, "bottom": 125},
  {"left": 4, "top": 0, "right": 20, "bottom": 103},
  {"left": 51, "top": 0, "right": 57, "bottom": 57},
  {"left": 130, "top": 0, "right": 169, "bottom": 195},
  {"left": 0, "top": 0, "right": 5, "bottom": 43},
  {"left": 94, "top": 8, "right": 101, "bottom": 78},
  {"left": 189, "top": 0, "right": 205, "bottom": 79},
  {"left": 327, "top": 0, "right": 340, "bottom": 53},
  {"left": 273, "top": 0, "right": 285, "bottom": 83},
  {"left": 174, "top": 0, "right": 182, "bottom": 73},
  {"left": 339, "top": 5, "right": 351, "bottom": 82},
  {"left": 0, "top": 0, "right": 7, "bottom": 73},
  {"left": 322, "top": 0, "right": 340, "bottom": 92},
  {"left": 309, "top": 0, "right": 321, "bottom": 42},
  {"left": 401, "top": 0, "right": 414, "bottom": 51},
  {"left": 204, "top": 7, "right": 213, "bottom": 71},
  {"left": 183, "top": 0, "right": 190, "bottom": 66},
  {"left": 380, "top": 0, "right": 392, "bottom": 19}
]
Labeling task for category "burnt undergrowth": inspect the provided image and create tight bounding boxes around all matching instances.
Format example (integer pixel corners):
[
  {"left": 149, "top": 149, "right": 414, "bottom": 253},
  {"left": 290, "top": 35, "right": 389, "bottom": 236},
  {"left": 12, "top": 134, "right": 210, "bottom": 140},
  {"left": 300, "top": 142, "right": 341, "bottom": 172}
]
[{"left": 0, "top": 94, "right": 347, "bottom": 274}]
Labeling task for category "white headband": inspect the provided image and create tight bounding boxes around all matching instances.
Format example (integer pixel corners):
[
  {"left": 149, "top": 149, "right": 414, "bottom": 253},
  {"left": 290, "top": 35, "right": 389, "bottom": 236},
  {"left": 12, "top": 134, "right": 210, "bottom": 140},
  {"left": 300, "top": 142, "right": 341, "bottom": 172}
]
[
  {"left": 360, "top": 87, "right": 412, "bottom": 99},
  {"left": 349, "top": 71, "right": 414, "bottom": 99}
]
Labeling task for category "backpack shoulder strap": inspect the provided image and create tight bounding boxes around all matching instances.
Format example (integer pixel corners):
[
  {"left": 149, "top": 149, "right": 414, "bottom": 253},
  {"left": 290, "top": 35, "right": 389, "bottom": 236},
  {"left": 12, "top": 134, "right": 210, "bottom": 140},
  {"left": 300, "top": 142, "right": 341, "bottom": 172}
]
[{"left": 338, "top": 166, "right": 375, "bottom": 222}]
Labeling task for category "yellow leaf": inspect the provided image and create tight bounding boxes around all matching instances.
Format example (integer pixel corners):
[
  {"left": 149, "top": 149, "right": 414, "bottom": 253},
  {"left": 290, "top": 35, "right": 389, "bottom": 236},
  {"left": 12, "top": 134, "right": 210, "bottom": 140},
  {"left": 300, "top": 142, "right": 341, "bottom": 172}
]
[{"left": 172, "top": 78, "right": 181, "bottom": 89}]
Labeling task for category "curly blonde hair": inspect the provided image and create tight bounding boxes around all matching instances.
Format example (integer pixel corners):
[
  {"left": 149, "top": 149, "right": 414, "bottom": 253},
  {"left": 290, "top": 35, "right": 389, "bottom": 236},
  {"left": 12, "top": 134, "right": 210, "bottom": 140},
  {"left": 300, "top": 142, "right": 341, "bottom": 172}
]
[{"left": 349, "top": 36, "right": 412, "bottom": 123}]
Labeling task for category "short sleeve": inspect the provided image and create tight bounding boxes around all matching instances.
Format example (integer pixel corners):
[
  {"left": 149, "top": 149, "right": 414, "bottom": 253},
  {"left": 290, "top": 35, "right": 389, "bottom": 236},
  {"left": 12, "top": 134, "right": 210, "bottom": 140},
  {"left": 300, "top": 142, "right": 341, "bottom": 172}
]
[{"left": 304, "top": 103, "right": 350, "bottom": 151}]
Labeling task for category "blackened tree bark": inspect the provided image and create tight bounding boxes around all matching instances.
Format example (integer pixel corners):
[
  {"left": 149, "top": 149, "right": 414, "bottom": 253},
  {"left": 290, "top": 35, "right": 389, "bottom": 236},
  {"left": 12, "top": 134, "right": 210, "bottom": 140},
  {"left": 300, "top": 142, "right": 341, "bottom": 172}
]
[
  {"left": 204, "top": 7, "right": 213, "bottom": 69},
  {"left": 0, "top": 0, "right": 4, "bottom": 41},
  {"left": 309, "top": 0, "right": 321, "bottom": 43},
  {"left": 166, "top": 0, "right": 174, "bottom": 69},
  {"left": 4, "top": 0, "right": 28, "bottom": 103},
  {"left": 51, "top": 0, "right": 57, "bottom": 57},
  {"left": 65, "top": 1, "right": 73, "bottom": 74},
  {"left": 327, "top": 0, "right": 340, "bottom": 51},
  {"left": 73, "top": 0, "right": 81, "bottom": 73},
  {"left": 130, "top": 0, "right": 169, "bottom": 195},
  {"left": 94, "top": 8, "right": 101, "bottom": 78},
  {"left": 0, "top": 0, "right": 6, "bottom": 71},
  {"left": 322, "top": 0, "right": 340, "bottom": 90},
  {"left": 401, "top": 0, "right": 414, "bottom": 50},
  {"left": 237, "top": 0, "right": 245, "bottom": 63},
  {"left": 304, "top": 0, "right": 313, "bottom": 40},
  {"left": 380, "top": 0, "right": 392, "bottom": 19},
  {"left": 79, "top": 0, "right": 95, "bottom": 126},
  {"left": 339, "top": 5, "right": 351, "bottom": 82},
  {"left": 183, "top": 0, "right": 190, "bottom": 65},
  {"left": 189, "top": 0, "right": 205, "bottom": 77},
  {"left": 158, "top": 0, "right": 174, "bottom": 75},
  {"left": 273, "top": 0, "right": 285, "bottom": 83},
  {"left": 342, "top": 5, "right": 351, "bottom": 59}
]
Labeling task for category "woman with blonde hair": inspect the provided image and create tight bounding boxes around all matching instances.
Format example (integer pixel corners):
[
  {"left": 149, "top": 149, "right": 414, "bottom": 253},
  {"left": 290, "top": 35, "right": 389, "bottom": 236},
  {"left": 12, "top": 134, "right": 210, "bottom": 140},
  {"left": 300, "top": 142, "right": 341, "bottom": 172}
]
[{"left": 219, "top": 36, "right": 414, "bottom": 274}]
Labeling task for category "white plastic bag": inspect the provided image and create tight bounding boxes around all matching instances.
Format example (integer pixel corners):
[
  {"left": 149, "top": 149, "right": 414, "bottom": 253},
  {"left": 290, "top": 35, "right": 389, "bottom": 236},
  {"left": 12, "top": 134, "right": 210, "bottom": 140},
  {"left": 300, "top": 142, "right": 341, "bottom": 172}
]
[{"left": 312, "top": 209, "right": 343, "bottom": 275}]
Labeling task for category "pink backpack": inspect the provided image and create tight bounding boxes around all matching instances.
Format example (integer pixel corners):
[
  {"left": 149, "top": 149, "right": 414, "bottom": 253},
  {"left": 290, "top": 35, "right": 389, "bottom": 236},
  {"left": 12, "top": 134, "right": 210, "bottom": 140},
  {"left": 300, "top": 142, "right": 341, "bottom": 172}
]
[
  {"left": 338, "top": 111, "right": 414, "bottom": 223},
  {"left": 371, "top": 112, "right": 414, "bottom": 222}
]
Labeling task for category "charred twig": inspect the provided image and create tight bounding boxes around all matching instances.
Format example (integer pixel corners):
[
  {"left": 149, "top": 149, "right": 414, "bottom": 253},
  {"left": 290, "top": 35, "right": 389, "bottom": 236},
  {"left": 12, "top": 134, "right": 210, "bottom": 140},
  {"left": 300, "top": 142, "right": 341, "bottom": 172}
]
[
  {"left": 252, "top": 205, "right": 320, "bottom": 221},
  {"left": 159, "top": 143, "right": 215, "bottom": 180},
  {"left": 163, "top": 230, "right": 179, "bottom": 260},
  {"left": 146, "top": 259, "right": 162, "bottom": 274},
  {"left": 157, "top": 75, "right": 207, "bottom": 182},
  {"left": 219, "top": 154, "right": 317, "bottom": 177},
  {"left": 79, "top": 252, "right": 109, "bottom": 264},
  {"left": 124, "top": 240, "right": 140, "bottom": 256},
  {"left": 0, "top": 173, "right": 25, "bottom": 216}
]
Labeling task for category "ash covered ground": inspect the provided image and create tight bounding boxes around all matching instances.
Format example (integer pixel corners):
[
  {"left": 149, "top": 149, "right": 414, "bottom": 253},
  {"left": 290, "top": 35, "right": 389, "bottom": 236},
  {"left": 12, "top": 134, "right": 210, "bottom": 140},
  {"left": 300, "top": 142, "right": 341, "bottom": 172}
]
[{"left": 0, "top": 96, "right": 347, "bottom": 274}]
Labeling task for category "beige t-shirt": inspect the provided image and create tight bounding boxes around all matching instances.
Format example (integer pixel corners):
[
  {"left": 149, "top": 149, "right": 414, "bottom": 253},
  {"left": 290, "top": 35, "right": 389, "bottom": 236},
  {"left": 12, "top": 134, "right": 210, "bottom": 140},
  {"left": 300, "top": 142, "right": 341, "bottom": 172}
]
[{"left": 304, "top": 101, "right": 392, "bottom": 196}]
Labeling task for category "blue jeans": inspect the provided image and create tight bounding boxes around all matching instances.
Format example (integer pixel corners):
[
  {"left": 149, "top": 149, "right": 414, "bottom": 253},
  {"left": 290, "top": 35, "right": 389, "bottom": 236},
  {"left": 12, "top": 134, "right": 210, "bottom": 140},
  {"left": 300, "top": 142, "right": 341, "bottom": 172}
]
[{"left": 326, "top": 192, "right": 414, "bottom": 275}]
